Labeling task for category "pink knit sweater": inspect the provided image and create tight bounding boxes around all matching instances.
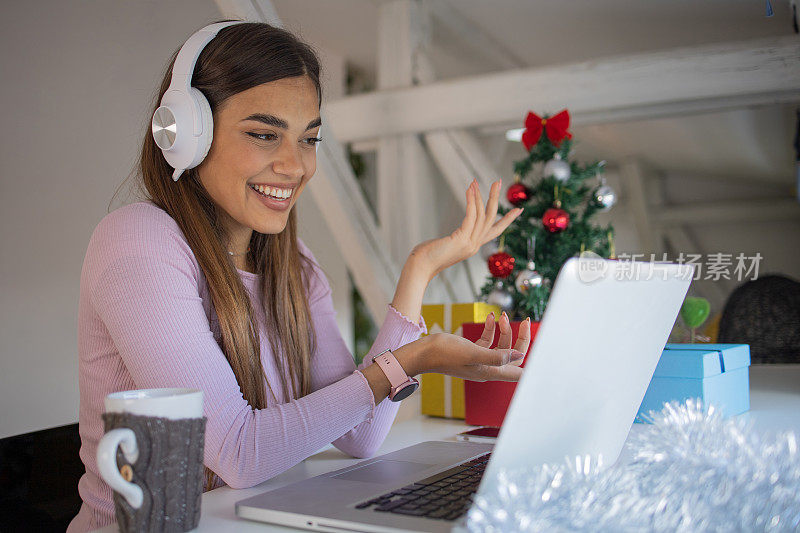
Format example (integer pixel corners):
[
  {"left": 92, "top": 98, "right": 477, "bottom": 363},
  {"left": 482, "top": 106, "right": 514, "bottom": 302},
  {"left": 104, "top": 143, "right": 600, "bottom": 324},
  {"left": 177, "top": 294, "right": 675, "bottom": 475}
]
[{"left": 67, "top": 202, "right": 425, "bottom": 532}]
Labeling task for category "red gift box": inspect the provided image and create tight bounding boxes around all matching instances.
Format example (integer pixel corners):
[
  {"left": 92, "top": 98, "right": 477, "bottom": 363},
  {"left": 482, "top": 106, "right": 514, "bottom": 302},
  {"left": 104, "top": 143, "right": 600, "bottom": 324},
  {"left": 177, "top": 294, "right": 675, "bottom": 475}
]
[{"left": 461, "top": 320, "right": 540, "bottom": 427}]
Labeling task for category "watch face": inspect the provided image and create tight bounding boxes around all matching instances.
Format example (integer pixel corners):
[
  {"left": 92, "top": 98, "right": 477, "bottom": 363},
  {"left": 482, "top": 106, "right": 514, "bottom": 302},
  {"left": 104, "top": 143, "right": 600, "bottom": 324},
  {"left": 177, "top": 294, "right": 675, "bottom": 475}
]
[{"left": 392, "top": 381, "right": 419, "bottom": 402}]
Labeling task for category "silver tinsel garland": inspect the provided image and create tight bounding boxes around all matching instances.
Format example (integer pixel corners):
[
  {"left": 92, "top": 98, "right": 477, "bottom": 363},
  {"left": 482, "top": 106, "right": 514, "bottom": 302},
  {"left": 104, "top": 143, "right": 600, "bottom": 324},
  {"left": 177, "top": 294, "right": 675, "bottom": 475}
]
[{"left": 466, "top": 400, "right": 800, "bottom": 532}]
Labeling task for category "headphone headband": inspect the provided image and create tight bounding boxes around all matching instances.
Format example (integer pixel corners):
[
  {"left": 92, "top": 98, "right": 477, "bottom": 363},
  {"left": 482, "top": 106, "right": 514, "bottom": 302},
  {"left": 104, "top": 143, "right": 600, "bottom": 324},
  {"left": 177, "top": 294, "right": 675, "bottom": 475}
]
[{"left": 169, "top": 21, "right": 242, "bottom": 93}]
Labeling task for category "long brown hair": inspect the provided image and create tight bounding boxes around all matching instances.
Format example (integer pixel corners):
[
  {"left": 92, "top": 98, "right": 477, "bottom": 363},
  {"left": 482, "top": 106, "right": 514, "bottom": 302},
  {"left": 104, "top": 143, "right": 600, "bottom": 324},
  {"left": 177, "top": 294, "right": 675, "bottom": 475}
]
[{"left": 138, "top": 21, "right": 322, "bottom": 489}]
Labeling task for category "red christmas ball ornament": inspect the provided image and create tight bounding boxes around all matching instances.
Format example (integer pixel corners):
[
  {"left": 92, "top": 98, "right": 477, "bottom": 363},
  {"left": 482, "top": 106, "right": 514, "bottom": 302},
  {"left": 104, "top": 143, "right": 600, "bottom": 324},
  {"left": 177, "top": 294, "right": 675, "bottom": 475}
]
[
  {"left": 542, "top": 207, "right": 570, "bottom": 233},
  {"left": 487, "top": 252, "right": 515, "bottom": 278},
  {"left": 506, "top": 182, "right": 529, "bottom": 206}
]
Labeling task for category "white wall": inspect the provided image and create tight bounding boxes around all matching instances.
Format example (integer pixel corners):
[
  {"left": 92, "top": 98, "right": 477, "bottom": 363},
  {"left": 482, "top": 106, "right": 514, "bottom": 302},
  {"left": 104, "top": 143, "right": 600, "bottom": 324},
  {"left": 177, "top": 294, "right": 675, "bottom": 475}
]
[
  {"left": 0, "top": 1, "right": 353, "bottom": 438},
  {"left": 0, "top": 0, "right": 219, "bottom": 438}
]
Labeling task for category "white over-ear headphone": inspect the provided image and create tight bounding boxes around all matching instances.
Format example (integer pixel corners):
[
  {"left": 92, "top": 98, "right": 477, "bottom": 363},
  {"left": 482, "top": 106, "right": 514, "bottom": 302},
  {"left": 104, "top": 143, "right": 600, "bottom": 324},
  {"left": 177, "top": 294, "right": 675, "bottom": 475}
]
[{"left": 151, "top": 21, "right": 243, "bottom": 181}]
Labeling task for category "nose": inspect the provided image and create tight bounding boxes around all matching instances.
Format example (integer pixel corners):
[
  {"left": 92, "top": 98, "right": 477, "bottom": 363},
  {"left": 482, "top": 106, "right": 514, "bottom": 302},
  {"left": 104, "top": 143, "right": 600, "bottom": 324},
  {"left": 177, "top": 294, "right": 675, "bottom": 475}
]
[{"left": 272, "top": 139, "right": 305, "bottom": 181}]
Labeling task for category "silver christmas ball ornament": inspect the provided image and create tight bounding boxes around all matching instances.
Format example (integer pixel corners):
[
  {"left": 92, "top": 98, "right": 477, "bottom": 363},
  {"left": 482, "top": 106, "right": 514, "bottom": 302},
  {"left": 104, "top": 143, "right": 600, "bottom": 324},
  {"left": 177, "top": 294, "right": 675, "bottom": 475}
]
[
  {"left": 515, "top": 260, "right": 544, "bottom": 293},
  {"left": 595, "top": 184, "right": 617, "bottom": 211},
  {"left": 543, "top": 153, "right": 571, "bottom": 182},
  {"left": 486, "top": 280, "right": 514, "bottom": 314}
]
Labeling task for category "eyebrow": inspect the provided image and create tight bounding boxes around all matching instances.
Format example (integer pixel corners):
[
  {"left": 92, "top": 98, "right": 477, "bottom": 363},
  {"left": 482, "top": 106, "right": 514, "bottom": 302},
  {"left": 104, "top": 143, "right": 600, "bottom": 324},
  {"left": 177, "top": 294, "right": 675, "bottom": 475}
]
[{"left": 241, "top": 113, "right": 322, "bottom": 131}]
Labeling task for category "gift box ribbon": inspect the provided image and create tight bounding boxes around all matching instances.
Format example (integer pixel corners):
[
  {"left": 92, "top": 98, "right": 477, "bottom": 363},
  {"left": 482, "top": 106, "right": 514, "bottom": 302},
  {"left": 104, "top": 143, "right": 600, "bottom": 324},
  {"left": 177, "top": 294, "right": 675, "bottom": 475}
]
[{"left": 426, "top": 309, "right": 463, "bottom": 418}]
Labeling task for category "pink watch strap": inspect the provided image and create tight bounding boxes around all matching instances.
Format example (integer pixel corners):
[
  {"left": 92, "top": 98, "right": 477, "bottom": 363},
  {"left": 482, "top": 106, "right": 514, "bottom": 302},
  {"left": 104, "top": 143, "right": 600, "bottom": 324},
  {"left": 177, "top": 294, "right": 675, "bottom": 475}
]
[{"left": 372, "top": 350, "right": 411, "bottom": 388}]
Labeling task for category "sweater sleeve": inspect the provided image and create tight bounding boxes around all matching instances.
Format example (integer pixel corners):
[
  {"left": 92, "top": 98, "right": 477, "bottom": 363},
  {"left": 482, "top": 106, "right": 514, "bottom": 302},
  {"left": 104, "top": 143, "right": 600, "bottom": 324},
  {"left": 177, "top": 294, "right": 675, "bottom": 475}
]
[
  {"left": 299, "top": 241, "right": 426, "bottom": 458},
  {"left": 86, "top": 206, "right": 408, "bottom": 489}
]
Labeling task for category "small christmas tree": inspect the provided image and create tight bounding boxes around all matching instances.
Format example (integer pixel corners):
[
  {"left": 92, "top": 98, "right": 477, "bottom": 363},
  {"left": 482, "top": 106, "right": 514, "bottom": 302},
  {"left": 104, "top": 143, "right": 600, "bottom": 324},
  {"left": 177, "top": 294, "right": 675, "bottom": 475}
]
[{"left": 481, "top": 109, "right": 616, "bottom": 320}]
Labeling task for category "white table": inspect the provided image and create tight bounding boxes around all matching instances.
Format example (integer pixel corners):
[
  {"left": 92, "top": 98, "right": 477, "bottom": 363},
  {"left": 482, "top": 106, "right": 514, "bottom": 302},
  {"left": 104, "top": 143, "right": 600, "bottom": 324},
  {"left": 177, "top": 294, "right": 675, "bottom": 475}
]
[{"left": 94, "top": 365, "right": 800, "bottom": 532}]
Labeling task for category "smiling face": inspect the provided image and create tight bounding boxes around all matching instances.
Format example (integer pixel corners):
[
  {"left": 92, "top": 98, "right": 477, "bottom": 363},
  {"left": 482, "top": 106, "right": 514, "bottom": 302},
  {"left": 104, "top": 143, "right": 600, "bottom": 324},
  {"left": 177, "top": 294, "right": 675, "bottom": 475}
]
[{"left": 196, "top": 75, "right": 321, "bottom": 249}]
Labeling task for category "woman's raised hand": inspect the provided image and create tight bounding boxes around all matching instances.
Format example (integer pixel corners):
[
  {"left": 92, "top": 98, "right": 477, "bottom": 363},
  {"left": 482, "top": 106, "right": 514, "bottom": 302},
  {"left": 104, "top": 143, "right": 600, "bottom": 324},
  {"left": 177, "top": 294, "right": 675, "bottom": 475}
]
[
  {"left": 398, "top": 312, "right": 532, "bottom": 382},
  {"left": 410, "top": 180, "right": 523, "bottom": 281}
]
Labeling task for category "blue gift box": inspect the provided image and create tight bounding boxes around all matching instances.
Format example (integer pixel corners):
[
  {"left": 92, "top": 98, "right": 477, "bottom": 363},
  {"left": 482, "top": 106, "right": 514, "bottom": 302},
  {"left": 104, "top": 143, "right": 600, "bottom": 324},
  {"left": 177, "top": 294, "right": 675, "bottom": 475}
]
[{"left": 635, "top": 344, "right": 750, "bottom": 423}]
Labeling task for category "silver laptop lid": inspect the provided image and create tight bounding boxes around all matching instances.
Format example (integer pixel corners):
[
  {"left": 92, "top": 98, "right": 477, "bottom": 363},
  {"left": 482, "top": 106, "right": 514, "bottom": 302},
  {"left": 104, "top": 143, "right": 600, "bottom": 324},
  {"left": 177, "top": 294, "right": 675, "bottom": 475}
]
[{"left": 479, "top": 257, "right": 692, "bottom": 494}]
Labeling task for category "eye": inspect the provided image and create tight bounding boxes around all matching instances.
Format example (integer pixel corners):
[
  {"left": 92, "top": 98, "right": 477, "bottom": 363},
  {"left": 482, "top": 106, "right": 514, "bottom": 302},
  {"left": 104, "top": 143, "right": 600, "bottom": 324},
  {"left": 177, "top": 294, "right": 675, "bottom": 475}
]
[
  {"left": 247, "top": 132, "right": 277, "bottom": 142},
  {"left": 304, "top": 137, "right": 322, "bottom": 146}
]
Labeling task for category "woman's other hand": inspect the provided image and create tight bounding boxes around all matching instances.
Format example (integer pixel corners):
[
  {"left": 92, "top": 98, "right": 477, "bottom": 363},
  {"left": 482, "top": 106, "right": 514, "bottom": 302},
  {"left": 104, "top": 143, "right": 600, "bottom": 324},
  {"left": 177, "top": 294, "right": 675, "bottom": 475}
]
[
  {"left": 409, "top": 180, "right": 522, "bottom": 281},
  {"left": 396, "top": 312, "right": 533, "bottom": 382}
]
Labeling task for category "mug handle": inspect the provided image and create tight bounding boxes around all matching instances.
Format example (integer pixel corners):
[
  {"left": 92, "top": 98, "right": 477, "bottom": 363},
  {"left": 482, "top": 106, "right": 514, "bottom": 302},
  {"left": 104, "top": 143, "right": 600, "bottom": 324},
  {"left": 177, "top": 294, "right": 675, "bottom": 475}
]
[{"left": 96, "top": 428, "right": 144, "bottom": 509}]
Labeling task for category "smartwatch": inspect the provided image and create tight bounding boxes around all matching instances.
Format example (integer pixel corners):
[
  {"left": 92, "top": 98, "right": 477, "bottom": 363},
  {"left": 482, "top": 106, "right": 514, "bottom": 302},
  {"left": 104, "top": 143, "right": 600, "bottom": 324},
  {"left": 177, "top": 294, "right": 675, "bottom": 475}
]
[{"left": 372, "top": 349, "right": 419, "bottom": 402}]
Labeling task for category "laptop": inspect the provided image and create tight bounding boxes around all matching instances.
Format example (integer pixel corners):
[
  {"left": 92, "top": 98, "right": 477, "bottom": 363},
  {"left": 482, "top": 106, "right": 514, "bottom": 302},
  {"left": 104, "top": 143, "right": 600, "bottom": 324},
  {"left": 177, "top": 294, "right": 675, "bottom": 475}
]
[{"left": 236, "top": 257, "right": 693, "bottom": 532}]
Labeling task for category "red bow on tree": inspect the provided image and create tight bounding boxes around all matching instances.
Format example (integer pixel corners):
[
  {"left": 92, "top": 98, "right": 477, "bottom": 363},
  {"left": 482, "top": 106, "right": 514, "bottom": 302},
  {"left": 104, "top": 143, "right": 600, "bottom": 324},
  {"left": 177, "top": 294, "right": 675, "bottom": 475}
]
[{"left": 521, "top": 109, "right": 572, "bottom": 151}]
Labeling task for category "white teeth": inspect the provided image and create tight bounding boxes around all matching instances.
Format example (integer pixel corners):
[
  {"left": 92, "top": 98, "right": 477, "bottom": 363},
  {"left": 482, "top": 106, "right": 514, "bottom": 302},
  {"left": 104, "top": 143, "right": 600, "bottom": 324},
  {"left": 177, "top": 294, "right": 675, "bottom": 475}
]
[{"left": 250, "top": 184, "right": 293, "bottom": 200}]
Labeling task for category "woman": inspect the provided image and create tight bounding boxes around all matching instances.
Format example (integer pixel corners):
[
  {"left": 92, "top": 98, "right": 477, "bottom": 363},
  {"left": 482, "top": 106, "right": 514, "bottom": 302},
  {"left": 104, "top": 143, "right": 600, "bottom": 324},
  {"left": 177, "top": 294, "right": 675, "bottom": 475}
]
[{"left": 68, "top": 21, "right": 530, "bottom": 531}]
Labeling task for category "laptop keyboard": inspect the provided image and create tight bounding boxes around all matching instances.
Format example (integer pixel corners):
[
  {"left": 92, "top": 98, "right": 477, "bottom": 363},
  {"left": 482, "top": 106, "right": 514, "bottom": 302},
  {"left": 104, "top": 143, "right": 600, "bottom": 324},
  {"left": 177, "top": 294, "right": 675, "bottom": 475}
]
[{"left": 354, "top": 452, "right": 491, "bottom": 521}]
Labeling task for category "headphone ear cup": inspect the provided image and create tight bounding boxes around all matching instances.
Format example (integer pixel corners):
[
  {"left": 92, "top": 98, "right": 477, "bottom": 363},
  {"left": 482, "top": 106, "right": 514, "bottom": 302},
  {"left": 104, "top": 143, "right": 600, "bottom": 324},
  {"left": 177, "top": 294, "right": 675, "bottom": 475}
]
[
  {"left": 155, "top": 22, "right": 242, "bottom": 180},
  {"left": 154, "top": 88, "right": 213, "bottom": 180},
  {"left": 189, "top": 87, "right": 214, "bottom": 169},
  {"left": 153, "top": 89, "right": 194, "bottom": 179}
]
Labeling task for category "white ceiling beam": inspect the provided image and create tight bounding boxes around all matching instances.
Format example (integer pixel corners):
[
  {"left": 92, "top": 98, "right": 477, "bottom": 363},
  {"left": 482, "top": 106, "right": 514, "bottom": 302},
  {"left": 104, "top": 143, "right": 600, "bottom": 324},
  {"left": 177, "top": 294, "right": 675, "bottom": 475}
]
[
  {"left": 445, "top": 129, "right": 501, "bottom": 191},
  {"left": 619, "top": 160, "right": 658, "bottom": 256},
  {"left": 618, "top": 164, "right": 733, "bottom": 311},
  {"left": 424, "top": 130, "right": 479, "bottom": 210},
  {"left": 477, "top": 93, "right": 800, "bottom": 139},
  {"left": 350, "top": 106, "right": 503, "bottom": 194},
  {"left": 655, "top": 198, "right": 800, "bottom": 226},
  {"left": 424, "top": 0, "right": 527, "bottom": 71},
  {"left": 350, "top": 139, "right": 380, "bottom": 153},
  {"left": 647, "top": 168, "right": 669, "bottom": 255},
  {"left": 416, "top": 54, "right": 498, "bottom": 196},
  {"left": 662, "top": 227, "right": 729, "bottom": 312},
  {"left": 213, "top": 0, "right": 281, "bottom": 25},
  {"left": 310, "top": 137, "right": 399, "bottom": 320},
  {"left": 325, "top": 36, "right": 800, "bottom": 142},
  {"left": 216, "top": 0, "right": 396, "bottom": 322},
  {"left": 660, "top": 171, "right": 794, "bottom": 190},
  {"left": 377, "top": 0, "right": 430, "bottom": 266},
  {"left": 415, "top": 54, "right": 495, "bottom": 299}
]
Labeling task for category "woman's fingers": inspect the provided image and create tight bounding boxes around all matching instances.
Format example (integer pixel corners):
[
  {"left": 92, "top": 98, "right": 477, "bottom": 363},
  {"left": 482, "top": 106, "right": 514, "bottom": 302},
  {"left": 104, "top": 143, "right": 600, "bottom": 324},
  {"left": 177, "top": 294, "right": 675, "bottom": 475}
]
[
  {"left": 459, "top": 182, "right": 477, "bottom": 237},
  {"left": 476, "top": 313, "right": 496, "bottom": 348},
  {"left": 485, "top": 208, "right": 522, "bottom": 243},
  {"left": 469, "top": 356, "right": 525, "bottom": 381},
  {"left": 471, "top": 346, "right": 524, "bottom": 367},
  {"left": 478, "top": 363, "right": 524, "bottom": 382},
  {"left": 472, "top": 180, "right": 486, "bottom": 243},
  {"left": 514, "top": 317, "right": 532, "bottom": 355},
  {"left": 434, "top": 333, "right": 526, "bottom": 382},
  {"left": 497, "top": 312, "right": 512, "bottom": 350},
  {"left": 507, "top": 319, "right": 531, "bottom": 367},
  {"left": 458, "top": 180, "right": 523, "bottom": 255},
  {"left": 432, "top": 313, "right": 533, "bottom": 382},
  {"left": 483, "top": 181, "right": 501, "bottom": 235}
]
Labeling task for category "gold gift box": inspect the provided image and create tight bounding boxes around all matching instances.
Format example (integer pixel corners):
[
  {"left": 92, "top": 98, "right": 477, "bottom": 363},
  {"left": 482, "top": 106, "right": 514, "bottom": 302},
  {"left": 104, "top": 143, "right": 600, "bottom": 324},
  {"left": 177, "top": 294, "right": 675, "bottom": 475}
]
[{"left": 420, "top": 302, "right": 500, "bottom": 419}]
